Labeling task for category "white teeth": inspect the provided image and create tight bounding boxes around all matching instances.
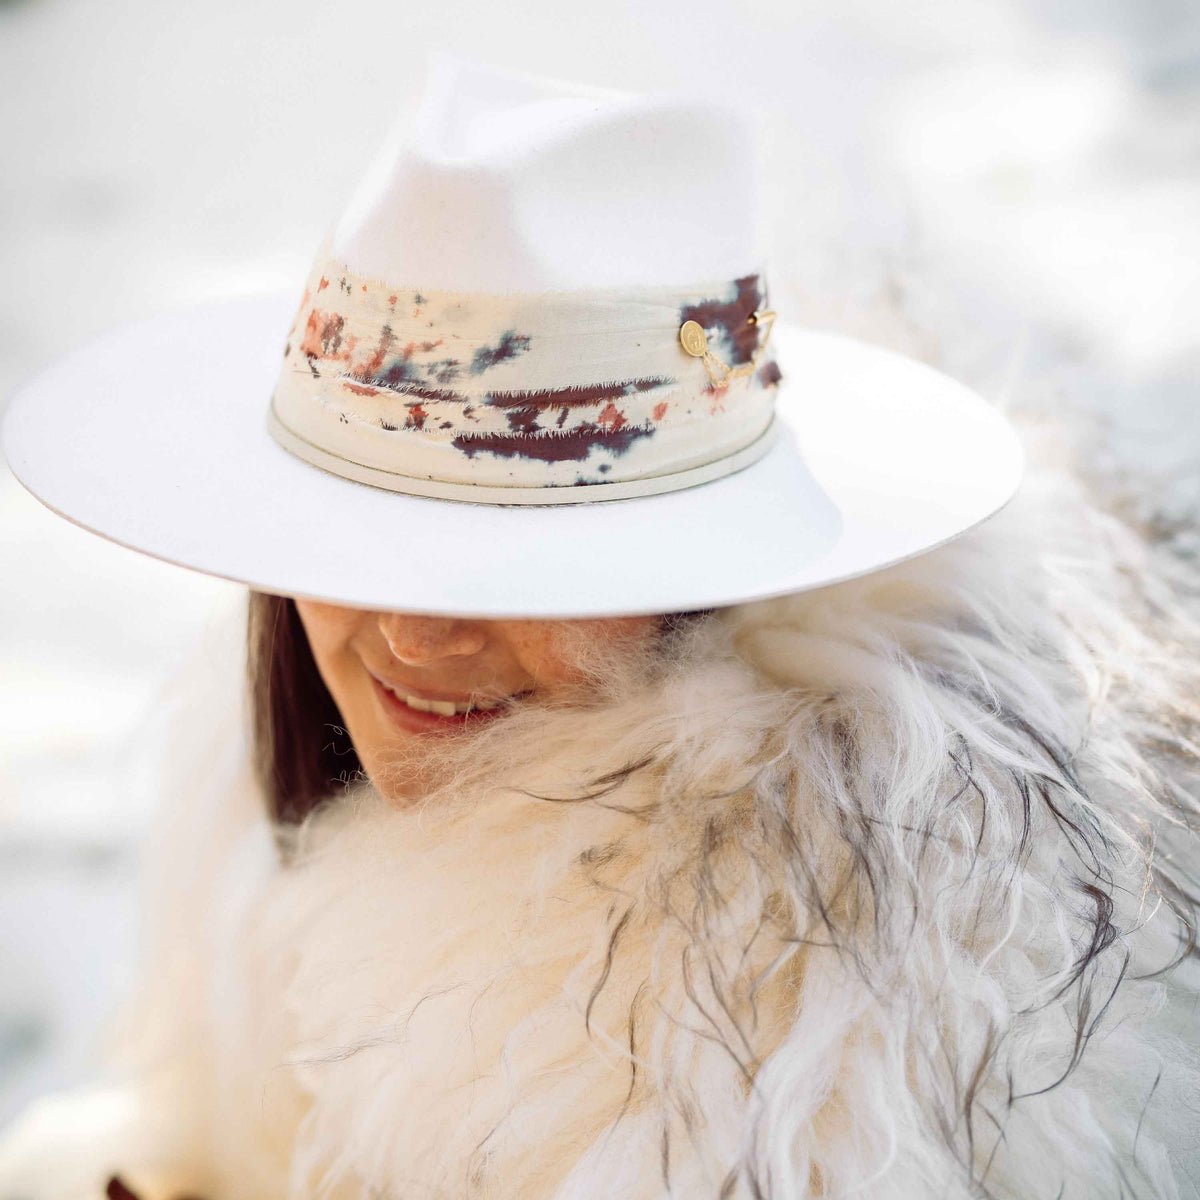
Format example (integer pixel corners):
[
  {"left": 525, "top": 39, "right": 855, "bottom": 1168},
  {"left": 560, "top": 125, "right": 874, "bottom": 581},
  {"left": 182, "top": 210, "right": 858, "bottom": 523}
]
[{"left": 383, "top": 683, "right": 506, "bottom": 716}]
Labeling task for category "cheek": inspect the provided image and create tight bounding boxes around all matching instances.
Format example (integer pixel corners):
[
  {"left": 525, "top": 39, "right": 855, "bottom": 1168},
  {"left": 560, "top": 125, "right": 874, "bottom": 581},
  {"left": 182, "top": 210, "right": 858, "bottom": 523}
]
[
  {"left": 581, "top": 617, "right": 660, "bottom": 647},
  {"left": 294, "top": 600, "right": 365, "bottom": 684},
  {"left": 509, "top": 617, "right": 660, "bottom": 689}
]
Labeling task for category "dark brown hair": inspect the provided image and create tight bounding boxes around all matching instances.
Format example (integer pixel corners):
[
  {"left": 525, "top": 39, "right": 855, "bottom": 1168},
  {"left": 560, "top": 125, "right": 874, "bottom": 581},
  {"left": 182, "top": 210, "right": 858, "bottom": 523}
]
[{"left": 247, "top": 591, "right": 363, "bottom": 824}]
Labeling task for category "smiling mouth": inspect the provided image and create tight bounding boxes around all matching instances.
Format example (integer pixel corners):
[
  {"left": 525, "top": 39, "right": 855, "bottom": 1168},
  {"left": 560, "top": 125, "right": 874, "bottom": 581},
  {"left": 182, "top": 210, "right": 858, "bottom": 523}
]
[
  {"left": 381, "top": 685, "right": 500, "bottom": 717},
  {"left": 370, "top": 672, "right": 529, "bottom": 720}
]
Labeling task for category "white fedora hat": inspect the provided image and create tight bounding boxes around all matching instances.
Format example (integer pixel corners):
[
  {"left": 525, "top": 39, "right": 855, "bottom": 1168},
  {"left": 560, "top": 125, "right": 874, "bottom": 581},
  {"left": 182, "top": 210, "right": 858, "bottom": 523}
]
[{"left": 2, "top": 55, "right": 1023, "bottom": 618}]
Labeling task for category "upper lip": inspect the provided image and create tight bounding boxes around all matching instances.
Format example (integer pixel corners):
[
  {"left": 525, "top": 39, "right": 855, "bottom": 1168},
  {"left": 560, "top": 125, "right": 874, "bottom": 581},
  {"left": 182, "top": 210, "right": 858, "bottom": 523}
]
[{"left": 366, "top": 668, "right": 521, "bottom": 705}]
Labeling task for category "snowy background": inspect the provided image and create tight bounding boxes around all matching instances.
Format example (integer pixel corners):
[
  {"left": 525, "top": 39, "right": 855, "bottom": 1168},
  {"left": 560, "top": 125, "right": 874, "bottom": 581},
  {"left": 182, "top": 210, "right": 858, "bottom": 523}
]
[{"left": 1, "top": 0, "right": 1197, "bottom": 1125}]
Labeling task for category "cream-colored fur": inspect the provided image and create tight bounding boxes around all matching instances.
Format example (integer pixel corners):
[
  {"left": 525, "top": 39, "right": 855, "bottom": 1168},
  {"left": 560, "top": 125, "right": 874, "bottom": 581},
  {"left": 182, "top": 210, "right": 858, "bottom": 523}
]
[{"left": 2, "top": 432, "right": 1199, "bottom": 1199}]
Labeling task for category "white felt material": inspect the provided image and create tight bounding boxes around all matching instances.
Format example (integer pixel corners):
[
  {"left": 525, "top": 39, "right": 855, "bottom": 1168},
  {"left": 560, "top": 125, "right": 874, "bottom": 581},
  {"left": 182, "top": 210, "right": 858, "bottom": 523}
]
[
  {"left": 333, "top": 55, "right": 763, "bottom": 292},
  {"left": 2, "top": 296, "right": 1024, "bottom": 617}
]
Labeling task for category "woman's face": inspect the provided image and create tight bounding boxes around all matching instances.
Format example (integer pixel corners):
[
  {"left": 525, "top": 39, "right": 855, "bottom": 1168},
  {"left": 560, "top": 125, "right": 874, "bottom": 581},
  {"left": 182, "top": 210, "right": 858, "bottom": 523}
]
[{"left": 294, "top": 601, "right": 659, "bottom": 803}]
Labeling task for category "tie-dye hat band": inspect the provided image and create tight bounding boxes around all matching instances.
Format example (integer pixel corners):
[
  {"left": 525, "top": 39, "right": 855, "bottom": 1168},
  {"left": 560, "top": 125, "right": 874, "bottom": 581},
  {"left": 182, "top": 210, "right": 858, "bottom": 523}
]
[{"left": 267, "top": 250, "right": 782, "bottom": 504}]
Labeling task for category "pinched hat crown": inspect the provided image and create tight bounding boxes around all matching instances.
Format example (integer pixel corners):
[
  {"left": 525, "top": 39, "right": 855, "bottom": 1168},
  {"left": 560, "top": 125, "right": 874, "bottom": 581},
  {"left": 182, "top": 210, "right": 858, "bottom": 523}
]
[{"left": 267, "top": 56, "right": 782, "bottom": 503}]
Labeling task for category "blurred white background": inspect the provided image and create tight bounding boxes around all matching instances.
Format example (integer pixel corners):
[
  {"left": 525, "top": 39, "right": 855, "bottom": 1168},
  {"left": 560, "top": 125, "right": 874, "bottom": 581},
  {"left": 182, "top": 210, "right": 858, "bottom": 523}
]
[{"left": 1, "top": 0, "right": 1197, "bottom": 1125}]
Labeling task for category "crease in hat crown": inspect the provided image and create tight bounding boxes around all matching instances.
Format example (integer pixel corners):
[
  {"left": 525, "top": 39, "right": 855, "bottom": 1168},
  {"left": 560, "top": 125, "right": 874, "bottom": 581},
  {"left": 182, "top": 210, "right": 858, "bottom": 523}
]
[{"left": 267, "top": 56, "right": 784, "bottom": 505}]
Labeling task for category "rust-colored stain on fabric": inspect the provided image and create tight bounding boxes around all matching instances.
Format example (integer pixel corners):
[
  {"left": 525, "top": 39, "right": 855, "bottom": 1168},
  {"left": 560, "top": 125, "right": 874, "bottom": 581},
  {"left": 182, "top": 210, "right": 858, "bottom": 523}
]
[{"left": 274, "top": 256, "right": 781, "bottom": 488}]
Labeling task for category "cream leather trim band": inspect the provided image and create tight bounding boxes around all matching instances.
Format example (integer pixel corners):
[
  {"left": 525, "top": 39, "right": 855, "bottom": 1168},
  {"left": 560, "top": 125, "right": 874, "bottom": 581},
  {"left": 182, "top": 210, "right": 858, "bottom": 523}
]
[
  {"left": 267, "top": 402, "right": 778, "bottom": 506},
  {"left": 267, "top": 252, "right": 782, "bottom": 502}
]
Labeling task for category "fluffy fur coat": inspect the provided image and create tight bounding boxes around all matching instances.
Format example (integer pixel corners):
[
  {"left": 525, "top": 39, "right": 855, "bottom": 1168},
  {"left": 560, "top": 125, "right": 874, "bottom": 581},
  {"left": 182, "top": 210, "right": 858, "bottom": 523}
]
[{"left": 1, "top": 430, "right": 1199, "bottom": 1199}]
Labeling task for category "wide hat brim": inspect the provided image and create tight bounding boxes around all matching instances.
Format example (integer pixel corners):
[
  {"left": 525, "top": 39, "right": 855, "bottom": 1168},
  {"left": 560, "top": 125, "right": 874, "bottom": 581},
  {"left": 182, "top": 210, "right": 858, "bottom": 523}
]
[{"left": 2, "top": 294, "right": 1023, "bottom": 618}]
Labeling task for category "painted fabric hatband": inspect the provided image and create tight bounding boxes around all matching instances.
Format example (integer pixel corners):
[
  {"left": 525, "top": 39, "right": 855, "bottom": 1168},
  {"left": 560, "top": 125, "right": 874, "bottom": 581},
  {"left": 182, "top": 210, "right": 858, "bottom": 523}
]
[{"left": 268, "top": 250, "right": 782, "bottom": 504}]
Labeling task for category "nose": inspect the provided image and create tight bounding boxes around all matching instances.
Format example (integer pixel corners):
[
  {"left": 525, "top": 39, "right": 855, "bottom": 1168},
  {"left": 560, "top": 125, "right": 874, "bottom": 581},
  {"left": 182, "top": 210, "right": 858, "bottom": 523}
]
[{"left": 376, "top": 612, "right": 488, "bottom": 665}]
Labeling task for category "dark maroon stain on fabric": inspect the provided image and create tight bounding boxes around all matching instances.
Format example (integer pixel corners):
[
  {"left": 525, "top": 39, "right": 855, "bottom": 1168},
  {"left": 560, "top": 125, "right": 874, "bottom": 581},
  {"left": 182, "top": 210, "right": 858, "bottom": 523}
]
[
  {"left": 301, "top": 311, "right": 348, "bottom": 359},
  {"left": 503, "top": 407, "right": 541, "bottom": 437},
  {"left": 107, "top": 1178, "right": 204, "bottom": 1200},
  {"left": 343, "top": 375, "right": 673, "bottom": 414},
  {"left": 757, "top": 359, "right": 783, "bottom": 388},
  {"left": 679, "top": 276, "right": 765, "bottom": 366},
  {"left": 452, "top": 423, "right": 654, "bottom": 464},
  {"left": 482, "top": 377, "right": 671, "bottom": 411},
  {"left": 469, "top": 330, "right": 532, "bottom": 375},
  {"left": 377, "top": 358, "right": 419, "bottom": 390},
  {"left": 429, "top": 359, "right": 462, "bottom": 384},
  {"left": 320, "top": 315, "right": 345, "bottom": 356}
]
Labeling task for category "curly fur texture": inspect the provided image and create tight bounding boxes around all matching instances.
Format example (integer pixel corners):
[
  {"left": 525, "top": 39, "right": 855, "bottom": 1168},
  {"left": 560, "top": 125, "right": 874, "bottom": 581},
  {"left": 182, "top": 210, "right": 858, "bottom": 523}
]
[{"left": 1, "top": 434, "right": 1199, "bottom": 1200}]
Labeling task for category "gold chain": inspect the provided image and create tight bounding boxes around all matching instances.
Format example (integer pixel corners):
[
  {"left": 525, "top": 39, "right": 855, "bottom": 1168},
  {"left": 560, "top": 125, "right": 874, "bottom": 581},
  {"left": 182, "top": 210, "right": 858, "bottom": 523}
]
[{"left": 678, "top": 309, "right": 776, "bottom": 386}]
